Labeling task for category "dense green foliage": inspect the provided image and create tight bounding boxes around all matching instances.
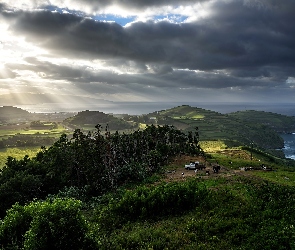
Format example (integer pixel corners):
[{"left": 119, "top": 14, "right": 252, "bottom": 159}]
[
  {"left": 2, "top": 173, "right": 295, "bottom": 249},
  {"left": 90, "top": 177, "right": 295, "bottom": 249},
  {"left": 0, "top": 198, "right": 96, "bottom": 249},
  {"left": 0, "top": 134, "right": 57, "bottom": 148},
  {"left": 0, "top": 124, "right": 201, "bottom": 218},
  {"left": 96, "top": 179, "right": 209, "bottom": 230}
]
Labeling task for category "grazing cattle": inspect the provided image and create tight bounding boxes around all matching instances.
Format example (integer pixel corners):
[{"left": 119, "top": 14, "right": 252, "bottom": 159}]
[
  {"left": 213, "top": 165, "right": 221, "bottom": 173},
  {"left": 261, "top": 164, "right": 272, "bottom": 171},
  {"left": 195, "top": 162, "right": 206, "bottom": 170}
]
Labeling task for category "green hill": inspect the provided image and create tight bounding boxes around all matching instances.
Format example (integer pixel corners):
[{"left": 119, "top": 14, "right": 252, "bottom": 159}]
[
  {"left": 228, "top": 110, "right": 295, "bottom": 133},
  {"left": 64, "top": 110, "right": 133, "bottom": 130},
  {"left": 0, "top": 106, "right": 30, "bottom": 123},
  {"left": 140, "top": 105, "right": 286, "bottom": 151}
]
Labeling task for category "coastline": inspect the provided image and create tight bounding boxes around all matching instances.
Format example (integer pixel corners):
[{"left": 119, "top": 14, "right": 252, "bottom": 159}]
[{"left": 281, "top": 133, "right": 295, "bottom": 160}]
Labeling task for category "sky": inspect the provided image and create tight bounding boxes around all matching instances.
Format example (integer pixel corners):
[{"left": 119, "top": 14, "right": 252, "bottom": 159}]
[{"left": 0, "top": 0, "right": 295, "bottom": 114}]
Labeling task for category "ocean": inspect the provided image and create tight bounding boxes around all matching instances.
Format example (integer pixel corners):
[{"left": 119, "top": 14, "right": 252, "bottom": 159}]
[
  {"left": 17, "top": 102, "right": 295, "bottom": 116},
  {"left": 281, "top": 133, "right": 295, "bottom": 160}
]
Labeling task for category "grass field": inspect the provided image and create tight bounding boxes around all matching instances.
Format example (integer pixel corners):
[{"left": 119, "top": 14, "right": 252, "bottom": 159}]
[
  {"left": 0, "top": 146, "right": 42, "bottom": 169},
  {"left": 0, "top": 124, "right": 68, "bottom": 139}
]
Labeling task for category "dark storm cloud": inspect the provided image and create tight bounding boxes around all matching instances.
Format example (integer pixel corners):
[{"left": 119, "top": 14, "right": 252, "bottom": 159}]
[
  {"left": 9, "top": 11, "right": 131, "bottom": 59},
  {"left": 1, "top": 0, "right": 295, "bottom": 92},
  {"left": 12, "top": 57, "right": 280, "bottom": 94}
]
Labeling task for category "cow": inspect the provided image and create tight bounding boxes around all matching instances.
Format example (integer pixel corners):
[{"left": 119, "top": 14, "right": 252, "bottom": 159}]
[{"left": 213, "top": 165, "right": 221, "bottom": 173}]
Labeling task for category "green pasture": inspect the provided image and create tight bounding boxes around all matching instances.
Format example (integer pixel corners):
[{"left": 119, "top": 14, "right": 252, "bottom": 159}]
[
  {"left": 0, "top": 147, "right": 41, "bottom": 169},
  {"left": 0, "top": 125, "right": 68, "bottom": 140},
  {"left": 200, "top": 140, "right": 230, "bottom": 152},
  {"left": 0, "top": 125, "right": 69, "bottom": 169},
  {"left": 252, "top": 169, "right": 295, "bottom": 186}
]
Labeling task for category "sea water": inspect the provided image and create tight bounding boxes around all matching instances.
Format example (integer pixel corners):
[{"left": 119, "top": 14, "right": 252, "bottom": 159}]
[
  {"left": 17, "top": 102, "right": 295, "bottom": 116},
  {"left": 281, "top": 133, "right": 295, "bottom": 160}
]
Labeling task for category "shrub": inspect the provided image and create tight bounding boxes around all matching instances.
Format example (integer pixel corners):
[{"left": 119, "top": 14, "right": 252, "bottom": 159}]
[
  {"left": 0, "top": 198, "right": 97, "bottom": 250},
  {"left": 96, "top": 179, "right": 209, "bottom": 230}
]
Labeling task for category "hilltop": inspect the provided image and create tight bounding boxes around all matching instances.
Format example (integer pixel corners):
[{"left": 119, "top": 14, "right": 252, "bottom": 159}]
[
  {"left": 0, "top": 106, "right": 30, "bottom": 123},
  {"left": 63, "top": 110, "right": 133, "bottom": 130},
  {"left": 133, "top": 105, "right": 289, "bottom": 152},
  {"left": 228, "top": 110, "right": 295, "bottom": 133}
]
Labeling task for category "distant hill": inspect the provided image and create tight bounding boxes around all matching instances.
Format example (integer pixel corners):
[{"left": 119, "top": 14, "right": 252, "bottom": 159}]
[
  {"left": 137, "top": 105, "right": 286, "bottom": 150},
  {"left": 2, "top": 105, "right": 294, "bottom": 152},
  {"left": 0, "top": 106, "right": 30, "bottom": 123},
  {"left": 64, "top": 110, "right": 133, "bottom": 130},
  {"left": 228, "top": 110, "right": 295, "bottom": 133}
]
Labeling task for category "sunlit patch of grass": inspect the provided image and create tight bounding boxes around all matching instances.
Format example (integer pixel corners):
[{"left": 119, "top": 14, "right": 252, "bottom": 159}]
[
  {"left": 171, "top": 116, "right": 185, "bottom": 119},
  {"left": 0, "top": 147, "right": 41, "bottom": 169},
  {"left": 199, "top": 140, "right": 229, "bottom": 152},
  {"left": 191, "top": 115, "right": 204, "bottom": 119},
  {"left": 252, "top": 170, "right": 295, "bottom": 186},
  {"left": 138, "top": 123, "right": 147, "bottom": 129},
  {"left": 0, "top": 128, "right": 67, "bottom": 136}
]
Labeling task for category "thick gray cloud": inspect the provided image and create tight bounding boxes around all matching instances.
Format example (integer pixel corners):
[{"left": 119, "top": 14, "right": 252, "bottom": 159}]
[
  {"left": 1, "top": 0, "right": 295, "bottom": 109},
  {"left": 4, "top": 1, "right": 294, "bottom": 70}
]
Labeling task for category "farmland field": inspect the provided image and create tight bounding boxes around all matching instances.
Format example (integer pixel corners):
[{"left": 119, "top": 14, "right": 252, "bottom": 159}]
[
  {"left": 0, "top": 123, "right": 70, "bottom": 169},
  {"left": 0, "top": 123, "right": 68, "bottom": 137},
  {"left": 0, "top": 146, "right": 42, "bottom": 169}
]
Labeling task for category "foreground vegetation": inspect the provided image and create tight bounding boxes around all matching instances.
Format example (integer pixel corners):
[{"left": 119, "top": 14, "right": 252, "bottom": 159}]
[
  {"left": 2, "top": 170, "right": 295, "bottom": 249},
  {"left": 1, "top": 133, "right": 295, "bottom": 249},
  {"left": 1, "top": 105, "right": 295, "bottom": 249},
  {"left": 0, "top": 125, "right": 201, "bottom": 217}
]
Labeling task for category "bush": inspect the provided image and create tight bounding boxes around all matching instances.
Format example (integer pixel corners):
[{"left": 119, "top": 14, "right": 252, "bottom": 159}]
[
  {"left": 0, "top": 198, "right": 97, "bottom": 250},
  {"left": 96, "top": 179, "right": 209, "bottom": 230}
]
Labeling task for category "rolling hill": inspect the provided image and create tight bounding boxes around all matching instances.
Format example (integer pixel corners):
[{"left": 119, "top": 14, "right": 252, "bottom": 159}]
[
  {"left": 63, "top": 110, "right": 133, "bottom": 131},
  {"left": 228, "top": 110, "right": 295, "bottom": 133},
  {"left": 62, "top": 105, "right": 294, "bottom": 152},
  {"left": 140, "top": 105, "right": 286, "bottom": 150}
]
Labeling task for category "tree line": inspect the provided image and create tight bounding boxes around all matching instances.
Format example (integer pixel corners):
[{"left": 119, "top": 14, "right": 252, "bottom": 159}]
[{"left": 0, "top": 134, "right": 56, "bottom": 148}]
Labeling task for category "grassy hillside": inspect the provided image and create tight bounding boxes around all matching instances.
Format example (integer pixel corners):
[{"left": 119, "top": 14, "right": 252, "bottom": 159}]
[
  {"left": 81, "top": 149, "right": 295, "bottom": 249},
  {"left": 3, "top": 145, "right": 295, "bottom": 249},
  {"left": 3, "top": 105, "right": 288, "bottom": 153},
  {"left": 64, "top": 110, "right": 133, "bottom": 131},
  {"left": 228, "top": 110, "right": 295, "bottom": 133},
  {"left": 142, "top": 105, "right": 285, "bottom": 150}
]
